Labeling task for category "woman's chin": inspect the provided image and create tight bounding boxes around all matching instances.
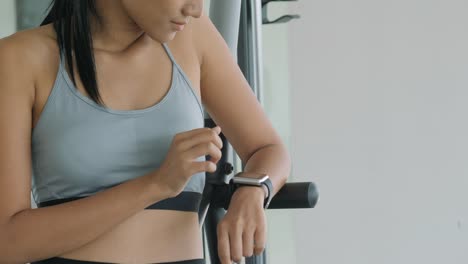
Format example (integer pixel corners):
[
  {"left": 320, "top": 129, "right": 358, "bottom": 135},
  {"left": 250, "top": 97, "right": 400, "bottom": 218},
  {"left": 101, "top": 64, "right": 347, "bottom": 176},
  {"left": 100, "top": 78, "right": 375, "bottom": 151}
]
[
  {"left": 166, "top": 32, "right": 178, "bottom": 42},
  {"left": 146, "top": 32, "right": 177, "bottom": 44}
]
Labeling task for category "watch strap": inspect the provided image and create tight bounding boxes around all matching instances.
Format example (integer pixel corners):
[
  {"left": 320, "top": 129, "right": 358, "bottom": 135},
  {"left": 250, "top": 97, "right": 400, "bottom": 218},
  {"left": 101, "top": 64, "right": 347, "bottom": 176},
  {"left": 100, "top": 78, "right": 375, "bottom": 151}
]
[{"left": 262, "top": 177, "right": 273, "bottom": 209}]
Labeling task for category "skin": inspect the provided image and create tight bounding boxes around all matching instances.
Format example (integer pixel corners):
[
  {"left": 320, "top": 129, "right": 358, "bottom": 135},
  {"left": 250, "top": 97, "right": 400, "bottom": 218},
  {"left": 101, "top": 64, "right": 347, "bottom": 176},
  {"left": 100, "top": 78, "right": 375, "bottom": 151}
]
[{"left": 0, "top": 0, "right": 292, "bottom": 263}]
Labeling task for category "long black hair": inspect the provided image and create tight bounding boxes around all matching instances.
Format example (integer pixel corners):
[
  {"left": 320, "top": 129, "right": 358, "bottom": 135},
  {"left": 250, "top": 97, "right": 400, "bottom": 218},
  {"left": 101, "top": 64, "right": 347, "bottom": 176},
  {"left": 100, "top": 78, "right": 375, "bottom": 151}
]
[{"left": 41, "top": 0, "right": 104, "bottom": 106}]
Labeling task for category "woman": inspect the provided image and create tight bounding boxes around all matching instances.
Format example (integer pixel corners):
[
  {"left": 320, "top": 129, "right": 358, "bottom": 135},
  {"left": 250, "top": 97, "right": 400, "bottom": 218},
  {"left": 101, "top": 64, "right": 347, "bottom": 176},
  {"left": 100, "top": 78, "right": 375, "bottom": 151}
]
[{"left": 0, "top": 0, "right": 291, "bottom": 264}]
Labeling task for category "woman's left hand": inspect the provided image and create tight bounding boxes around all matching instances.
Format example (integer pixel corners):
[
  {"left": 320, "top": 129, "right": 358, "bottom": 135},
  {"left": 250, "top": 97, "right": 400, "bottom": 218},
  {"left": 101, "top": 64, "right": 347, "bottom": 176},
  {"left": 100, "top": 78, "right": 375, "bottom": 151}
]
[{"left": 217, "top": 186, "right": 267, "bottom": 264}]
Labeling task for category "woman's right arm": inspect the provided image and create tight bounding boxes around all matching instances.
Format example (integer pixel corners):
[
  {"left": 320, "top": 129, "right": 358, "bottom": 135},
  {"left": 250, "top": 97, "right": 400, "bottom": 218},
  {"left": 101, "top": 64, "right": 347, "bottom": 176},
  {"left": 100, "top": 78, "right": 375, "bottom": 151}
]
[{"left": 0, "top": 36, "right": 170, "bottom": 264}]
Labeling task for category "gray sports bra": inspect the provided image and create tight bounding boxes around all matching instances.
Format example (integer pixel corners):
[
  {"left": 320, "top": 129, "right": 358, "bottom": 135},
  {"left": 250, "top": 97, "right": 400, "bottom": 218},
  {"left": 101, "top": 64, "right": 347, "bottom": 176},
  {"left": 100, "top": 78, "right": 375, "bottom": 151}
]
[{"left": 31, "top": 43, "right": 206, "bottom": 212}]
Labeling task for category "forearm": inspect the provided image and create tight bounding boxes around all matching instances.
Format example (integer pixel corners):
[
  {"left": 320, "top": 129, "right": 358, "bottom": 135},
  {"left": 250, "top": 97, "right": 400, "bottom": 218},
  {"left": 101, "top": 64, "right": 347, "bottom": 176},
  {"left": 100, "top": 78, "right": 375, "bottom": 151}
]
[
  {"left": 0, "top": 172, "right": 168, "bottom": 264},
  {"left": 241, "top": 143, "right": 291, "bottom": 198}
]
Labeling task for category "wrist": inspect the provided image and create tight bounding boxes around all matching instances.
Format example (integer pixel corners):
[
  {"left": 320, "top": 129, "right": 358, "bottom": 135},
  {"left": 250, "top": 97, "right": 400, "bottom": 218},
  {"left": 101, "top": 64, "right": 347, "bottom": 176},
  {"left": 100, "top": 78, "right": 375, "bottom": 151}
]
[
  {"left": 143, "top": 171, "right": 173, "bottom": 201},
  {"left": 235, "top": 185, "right": 267, "bottom": 199}
]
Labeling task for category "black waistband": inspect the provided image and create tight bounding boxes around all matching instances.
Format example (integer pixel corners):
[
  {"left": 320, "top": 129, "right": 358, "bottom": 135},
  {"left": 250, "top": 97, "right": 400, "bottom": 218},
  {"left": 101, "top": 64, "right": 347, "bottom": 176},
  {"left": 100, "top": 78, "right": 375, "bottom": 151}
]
[
  {"left": 37, "top": 191, "right": 202, "bottom": 212},
  {"left": 31, "top": 256, "right": 206, "bottom": 264}
]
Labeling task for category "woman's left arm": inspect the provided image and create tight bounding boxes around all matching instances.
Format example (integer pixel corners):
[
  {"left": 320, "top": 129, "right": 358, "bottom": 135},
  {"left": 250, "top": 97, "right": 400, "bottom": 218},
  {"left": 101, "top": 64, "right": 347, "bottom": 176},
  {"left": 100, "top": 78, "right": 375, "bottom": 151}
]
[{"left": 191, "top": 14, "right": 292, "bottom": 264}]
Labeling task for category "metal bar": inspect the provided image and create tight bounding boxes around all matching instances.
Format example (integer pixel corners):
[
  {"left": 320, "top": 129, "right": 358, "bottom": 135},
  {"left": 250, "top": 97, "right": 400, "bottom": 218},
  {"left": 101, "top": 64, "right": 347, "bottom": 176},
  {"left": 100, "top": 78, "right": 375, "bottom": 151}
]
[
  {"left": 238, "top": 0, "right": 267, "bottom": 263},
  {"left": 209, "top": 0, "right": 242, "bottom": 60},
  {"left": 238, "top": 0, "right": 264, "bottom": 105}
]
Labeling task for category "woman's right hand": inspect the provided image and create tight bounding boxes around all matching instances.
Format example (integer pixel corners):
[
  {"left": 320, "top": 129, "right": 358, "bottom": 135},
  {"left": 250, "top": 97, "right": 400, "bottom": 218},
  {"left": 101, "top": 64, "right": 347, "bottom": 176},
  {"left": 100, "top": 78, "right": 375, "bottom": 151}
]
[{"left": 152, "top": 126, "right": 223, "bottom": 198}]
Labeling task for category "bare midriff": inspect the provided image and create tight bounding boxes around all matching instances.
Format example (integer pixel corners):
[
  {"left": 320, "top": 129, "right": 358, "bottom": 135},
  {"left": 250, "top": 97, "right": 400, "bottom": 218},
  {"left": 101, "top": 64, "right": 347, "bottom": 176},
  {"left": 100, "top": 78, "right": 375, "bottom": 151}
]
[{"left": 58, "top": 210, "right": 204, "bottom": 263}]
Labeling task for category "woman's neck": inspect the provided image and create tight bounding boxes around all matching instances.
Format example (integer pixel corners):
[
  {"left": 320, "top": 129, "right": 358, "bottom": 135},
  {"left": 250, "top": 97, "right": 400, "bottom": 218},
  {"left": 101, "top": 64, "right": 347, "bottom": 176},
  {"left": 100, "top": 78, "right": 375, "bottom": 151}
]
[{"left": 90, "top": 0, "right": 146, "bottom": 53}]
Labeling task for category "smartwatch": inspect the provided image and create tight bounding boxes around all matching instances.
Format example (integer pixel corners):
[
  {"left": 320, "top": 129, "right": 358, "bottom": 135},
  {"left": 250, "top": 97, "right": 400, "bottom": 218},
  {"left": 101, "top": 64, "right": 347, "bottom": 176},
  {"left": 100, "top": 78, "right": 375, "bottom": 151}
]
[{"left": 230, "top": 172, "right": 273, "bottom": 209}]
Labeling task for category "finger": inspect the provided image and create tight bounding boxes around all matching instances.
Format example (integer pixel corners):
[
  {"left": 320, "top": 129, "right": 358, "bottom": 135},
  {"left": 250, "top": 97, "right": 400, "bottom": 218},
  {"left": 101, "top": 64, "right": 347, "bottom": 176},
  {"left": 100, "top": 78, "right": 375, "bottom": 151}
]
[
  {"left": 209, "top": 126, "right": 223, "bottom": 150},
  {"left": 229, "top": 224, "right": 243, "bottom": 264},
  {"left": 253, "top": 222, "right": 266, "bottom": 256},
  {"left": 206, "top": 144, "right": 223, "bottom": 164},
  {"left": 217, "top": 222, "right": 231, "bottom": 264},
  {"left": 192, "top": 160, "right": 217, "bottom": 174},
  {"left": 186, "top": 141, "right": 222, "bottom": 163},
  {"left": 177, "top": 126, "right": 221, "bottom": 146},
  {"left": 177, "top": 127, "right": 211, "bottom": 142},
  {"left": 242, "top": 226, "right": 256, "bottom": 258},
  {"left": 179, "top": 128, "right": 223, "bottom": 152},
  {"left": 212, "top": 125, "right": 222, "bottom": 134}
]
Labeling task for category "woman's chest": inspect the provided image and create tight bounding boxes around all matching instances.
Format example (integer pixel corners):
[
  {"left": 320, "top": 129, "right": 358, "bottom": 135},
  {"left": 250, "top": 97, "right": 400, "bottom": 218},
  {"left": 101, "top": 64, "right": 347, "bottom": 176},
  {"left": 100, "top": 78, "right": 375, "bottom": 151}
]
[
  {"left": 31, "top": 41, "right": 206, "bottom": 201},
  {"left": 32, "top": 42, "right": 202, "bottom": 132}
]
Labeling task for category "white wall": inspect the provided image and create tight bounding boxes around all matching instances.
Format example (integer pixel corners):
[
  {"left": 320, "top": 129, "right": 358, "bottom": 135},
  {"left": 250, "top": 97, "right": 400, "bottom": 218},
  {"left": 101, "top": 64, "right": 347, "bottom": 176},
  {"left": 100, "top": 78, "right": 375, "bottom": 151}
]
[
  {"left": 0, "top": 0, "right": 16, "bottom": 38},
  {"left": 288, "top": 0, "right": 468, "bottom": 263}
]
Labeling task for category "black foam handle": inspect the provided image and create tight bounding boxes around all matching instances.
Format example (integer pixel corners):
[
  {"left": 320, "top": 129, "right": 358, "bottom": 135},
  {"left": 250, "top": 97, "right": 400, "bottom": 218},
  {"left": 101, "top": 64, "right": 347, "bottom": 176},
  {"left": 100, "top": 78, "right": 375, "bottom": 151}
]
[
  {"left": 210, "top": 181, "right": 319, "bottom": 210},
  {"left": 268, "top": 182, "right": 319, "bottom": 209}
]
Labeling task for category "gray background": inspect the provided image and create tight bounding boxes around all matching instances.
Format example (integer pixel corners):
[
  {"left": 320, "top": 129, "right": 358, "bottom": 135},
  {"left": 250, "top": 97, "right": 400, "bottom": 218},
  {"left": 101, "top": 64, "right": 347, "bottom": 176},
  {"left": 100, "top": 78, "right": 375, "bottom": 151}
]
[
  {"left": 16, "top": 0, "right": 51, "bottom": 30},
  {"left": 288, "top": 0, "right": 468, "bottom": 263}
]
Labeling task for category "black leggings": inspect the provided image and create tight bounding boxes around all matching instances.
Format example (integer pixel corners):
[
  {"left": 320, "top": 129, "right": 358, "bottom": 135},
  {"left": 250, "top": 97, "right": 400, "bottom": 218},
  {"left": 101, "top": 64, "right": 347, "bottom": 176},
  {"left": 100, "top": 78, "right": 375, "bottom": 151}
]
[{"left": 31, "top": 256, "right": 206, "bottom": 264}]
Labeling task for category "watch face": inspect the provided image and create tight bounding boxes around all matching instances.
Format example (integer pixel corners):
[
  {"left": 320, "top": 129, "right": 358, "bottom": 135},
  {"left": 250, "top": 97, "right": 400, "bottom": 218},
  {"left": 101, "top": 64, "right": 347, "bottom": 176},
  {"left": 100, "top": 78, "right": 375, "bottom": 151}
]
[
  {"left": 234, "top": 172, "right": 269, "bottom": 179},
  {"left": 232, "top": 177, "right": 262, "bottom": 186},
  {"left": 232, "top": 173, "right": 269, "bottom": 186}
]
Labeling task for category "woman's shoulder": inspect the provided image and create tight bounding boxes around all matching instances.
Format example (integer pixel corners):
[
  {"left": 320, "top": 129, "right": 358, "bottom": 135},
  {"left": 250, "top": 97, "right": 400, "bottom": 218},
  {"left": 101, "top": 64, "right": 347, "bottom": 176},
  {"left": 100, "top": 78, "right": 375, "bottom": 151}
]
[
  {"left": 2, "top": 23, "right": 57, "bottom": 51},
  {"left": 0, "top": 24, "right": 59, "bottom": 85},
  {"left": 0, "top": 24, "right": 59, "bottom": 67},
  {"left": 185, "top": 14, "right": 223, "bottom": 64},
  {"left": 0, "top": 25, "right": 59, "bottom": 119},
  {"left": 169, "top": 14, "right": 217, "bottom": 68}
]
